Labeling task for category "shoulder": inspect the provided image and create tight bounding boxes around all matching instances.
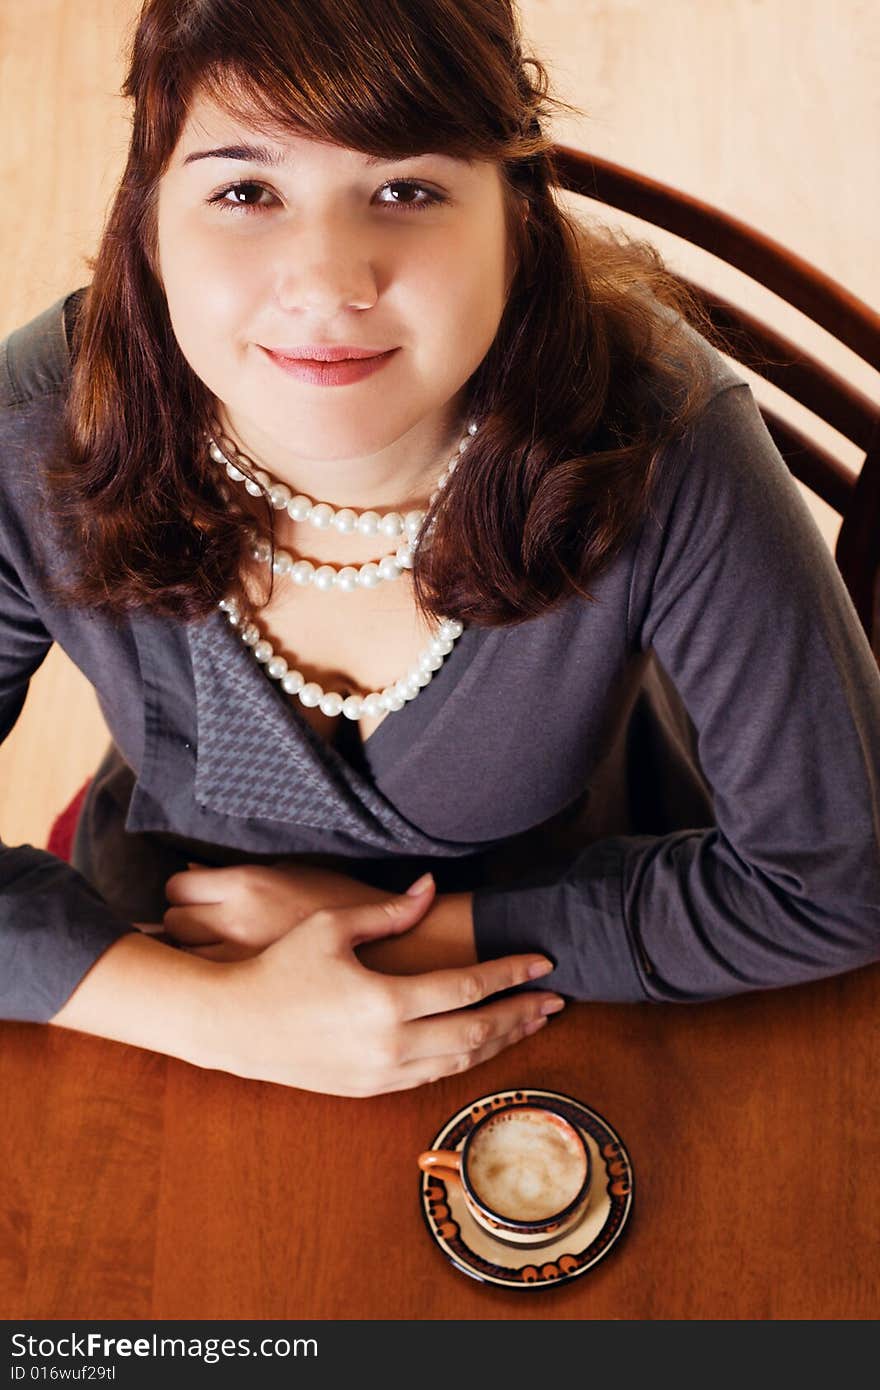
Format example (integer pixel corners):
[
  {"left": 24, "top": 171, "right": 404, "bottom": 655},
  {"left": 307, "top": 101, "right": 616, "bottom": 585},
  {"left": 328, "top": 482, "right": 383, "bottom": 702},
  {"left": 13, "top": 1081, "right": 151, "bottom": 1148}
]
[
  {"left": 0, "top": 290, "right": 86, "bottom": 579},
  {"left": 0, "top": 287, "right": 85, "bottom": 410}
]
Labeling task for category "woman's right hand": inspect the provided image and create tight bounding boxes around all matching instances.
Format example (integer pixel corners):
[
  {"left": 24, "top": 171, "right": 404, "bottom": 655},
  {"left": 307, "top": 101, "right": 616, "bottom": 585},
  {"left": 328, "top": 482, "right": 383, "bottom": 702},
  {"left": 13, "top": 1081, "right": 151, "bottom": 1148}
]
[{"left": 216, "top": 875, "right": 562, "bottom": 1096}]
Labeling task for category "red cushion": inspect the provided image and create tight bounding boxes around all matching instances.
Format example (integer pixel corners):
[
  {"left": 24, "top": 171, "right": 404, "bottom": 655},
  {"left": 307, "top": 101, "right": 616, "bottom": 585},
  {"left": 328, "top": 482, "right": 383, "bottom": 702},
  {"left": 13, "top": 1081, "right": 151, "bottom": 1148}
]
[{"left": 46, "top": 778, "right": 92, "bottom": 863}]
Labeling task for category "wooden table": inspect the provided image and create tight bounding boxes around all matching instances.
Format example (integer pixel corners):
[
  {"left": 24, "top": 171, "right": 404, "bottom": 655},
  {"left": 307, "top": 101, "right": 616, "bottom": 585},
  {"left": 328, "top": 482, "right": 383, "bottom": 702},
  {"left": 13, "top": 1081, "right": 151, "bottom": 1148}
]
[{"left": 2, "top": 963, "right": 878, "bottom": 1321}]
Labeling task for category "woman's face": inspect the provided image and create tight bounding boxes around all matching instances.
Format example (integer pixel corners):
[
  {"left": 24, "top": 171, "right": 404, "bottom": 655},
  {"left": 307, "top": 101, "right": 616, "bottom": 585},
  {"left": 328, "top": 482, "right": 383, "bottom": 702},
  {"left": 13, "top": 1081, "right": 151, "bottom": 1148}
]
[{"left": 155, "top": 90, "right": 518, "bottom": 468}]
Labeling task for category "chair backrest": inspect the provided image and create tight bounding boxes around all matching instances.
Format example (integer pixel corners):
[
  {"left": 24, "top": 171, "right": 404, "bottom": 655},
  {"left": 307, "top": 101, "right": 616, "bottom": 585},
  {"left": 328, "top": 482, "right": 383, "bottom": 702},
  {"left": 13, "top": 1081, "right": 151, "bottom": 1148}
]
[{"left": 552, "top": 146, "right": 880, "bottom": 662}]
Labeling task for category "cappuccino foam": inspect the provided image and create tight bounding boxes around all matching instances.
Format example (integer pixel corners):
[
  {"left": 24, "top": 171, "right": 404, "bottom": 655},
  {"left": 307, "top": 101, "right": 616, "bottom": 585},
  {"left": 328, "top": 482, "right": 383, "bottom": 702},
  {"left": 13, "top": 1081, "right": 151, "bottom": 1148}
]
[{"left": 467, "top": 1109, "right": 587, "bottom": 1223}]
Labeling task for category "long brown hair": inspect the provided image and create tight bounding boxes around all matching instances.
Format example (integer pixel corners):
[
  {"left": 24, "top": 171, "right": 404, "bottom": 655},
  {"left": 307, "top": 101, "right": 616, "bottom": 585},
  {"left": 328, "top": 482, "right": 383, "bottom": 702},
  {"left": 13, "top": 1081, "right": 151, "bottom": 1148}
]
[{"left": 39, "top": 0, "right": 725, "bottom": 628}]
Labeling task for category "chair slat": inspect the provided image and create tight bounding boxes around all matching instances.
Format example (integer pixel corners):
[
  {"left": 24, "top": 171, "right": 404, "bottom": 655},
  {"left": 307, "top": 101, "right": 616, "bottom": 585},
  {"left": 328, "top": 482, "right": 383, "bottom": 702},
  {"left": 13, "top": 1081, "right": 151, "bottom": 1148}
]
[
  {"left": 683, "top": 284, "right": 880, "bottom": 451},
  {"left": 554, "top": 147, "right": 880, "bottom": 369}
]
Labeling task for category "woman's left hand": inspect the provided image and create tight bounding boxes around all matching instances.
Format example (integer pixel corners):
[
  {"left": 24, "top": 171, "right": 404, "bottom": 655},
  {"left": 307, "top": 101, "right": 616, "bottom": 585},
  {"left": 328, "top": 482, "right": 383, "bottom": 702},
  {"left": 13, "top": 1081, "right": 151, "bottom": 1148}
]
[{"left": 161, "top": 861, "right": 388, "bottom": 961}]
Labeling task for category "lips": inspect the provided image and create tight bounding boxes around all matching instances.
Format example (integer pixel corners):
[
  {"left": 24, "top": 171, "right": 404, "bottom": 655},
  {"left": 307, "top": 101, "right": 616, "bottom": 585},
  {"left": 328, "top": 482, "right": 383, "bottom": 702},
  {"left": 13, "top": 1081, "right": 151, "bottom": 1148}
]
[
  {"left": 264, "top": 345, "right": 389, "bottom": 362},
  {"left": 261, "top": 345, "right": 398, "bottom": 386}
]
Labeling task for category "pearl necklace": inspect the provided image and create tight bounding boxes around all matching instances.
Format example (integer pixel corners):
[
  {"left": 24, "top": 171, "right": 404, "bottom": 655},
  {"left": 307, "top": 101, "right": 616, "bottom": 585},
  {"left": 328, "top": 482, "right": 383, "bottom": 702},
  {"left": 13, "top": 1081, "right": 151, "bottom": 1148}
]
[
  {"left": 213, "top": 421, "right": 476, "bottom": 721},
  {"left": 219, "top": 595, "right": 464, "bottom": 720},
  {"left": 208, "top": 422, "right": 478, "bottom": 587}
]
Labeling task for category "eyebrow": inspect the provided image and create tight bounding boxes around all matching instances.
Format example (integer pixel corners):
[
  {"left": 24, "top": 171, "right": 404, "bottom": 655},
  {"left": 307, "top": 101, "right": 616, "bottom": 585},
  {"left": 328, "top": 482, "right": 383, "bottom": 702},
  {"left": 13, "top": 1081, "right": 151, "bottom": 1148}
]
[{"left": 181, "top": 143, "right": 468, "bottom": 168}]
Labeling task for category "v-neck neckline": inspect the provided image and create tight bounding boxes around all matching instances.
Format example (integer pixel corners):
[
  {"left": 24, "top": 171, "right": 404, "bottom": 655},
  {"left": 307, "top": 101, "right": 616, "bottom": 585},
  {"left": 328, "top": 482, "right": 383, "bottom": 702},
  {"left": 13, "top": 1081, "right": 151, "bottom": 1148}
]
[{"left": 254, "top": 612, "right": 485, "bottom": 786}]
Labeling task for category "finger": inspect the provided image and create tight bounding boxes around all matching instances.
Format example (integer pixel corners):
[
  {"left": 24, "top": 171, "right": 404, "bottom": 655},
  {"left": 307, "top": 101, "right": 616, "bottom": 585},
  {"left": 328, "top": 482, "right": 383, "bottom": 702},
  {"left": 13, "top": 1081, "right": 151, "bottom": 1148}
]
[
  {"left": 162, "top": 905, "right": 226, "bottom": 945},
  {"left": 392, "top": 952, "right": 556, "bottom": 1023},
  {"left": 380, "top": 1015, "right": 552, "bottom": 1094},
  {"left": 392, "top": 991, "right": 565, "bottom": 1064},
  {"left": 164, "top": 866, "right": 228, "bottom": 905},
  {"left": 322, "top": 876, "right": 437, "bottom": 949}
]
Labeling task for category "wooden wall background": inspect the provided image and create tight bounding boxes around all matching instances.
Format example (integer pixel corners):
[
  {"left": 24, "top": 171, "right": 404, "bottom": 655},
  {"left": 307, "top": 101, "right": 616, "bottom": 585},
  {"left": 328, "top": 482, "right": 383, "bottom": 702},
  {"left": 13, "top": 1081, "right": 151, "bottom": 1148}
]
[{"left": 1, "top": 0, "right": 878, "bottom": 851}]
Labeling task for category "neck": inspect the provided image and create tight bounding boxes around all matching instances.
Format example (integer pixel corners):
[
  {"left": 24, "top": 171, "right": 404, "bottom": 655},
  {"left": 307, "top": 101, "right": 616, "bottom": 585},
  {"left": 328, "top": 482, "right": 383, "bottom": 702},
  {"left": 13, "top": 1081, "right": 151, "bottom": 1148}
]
[{"left": 213, "top": 402, "right": 470, "bottom": 513}]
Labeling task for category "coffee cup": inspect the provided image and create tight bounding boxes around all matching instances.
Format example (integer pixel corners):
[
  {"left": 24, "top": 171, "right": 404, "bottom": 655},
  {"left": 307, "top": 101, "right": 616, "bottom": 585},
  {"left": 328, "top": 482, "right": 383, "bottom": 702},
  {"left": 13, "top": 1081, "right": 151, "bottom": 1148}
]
[{"left": 417, "top": 1102, "right": 592, "bottom": 1246}]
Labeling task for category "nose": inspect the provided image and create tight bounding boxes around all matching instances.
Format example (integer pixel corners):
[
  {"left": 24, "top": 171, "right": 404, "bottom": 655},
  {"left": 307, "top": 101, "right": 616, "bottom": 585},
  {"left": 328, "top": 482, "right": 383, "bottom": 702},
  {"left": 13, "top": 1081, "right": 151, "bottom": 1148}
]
[{"left": 274, "top": 217, "right": 379, "bottom": 314}]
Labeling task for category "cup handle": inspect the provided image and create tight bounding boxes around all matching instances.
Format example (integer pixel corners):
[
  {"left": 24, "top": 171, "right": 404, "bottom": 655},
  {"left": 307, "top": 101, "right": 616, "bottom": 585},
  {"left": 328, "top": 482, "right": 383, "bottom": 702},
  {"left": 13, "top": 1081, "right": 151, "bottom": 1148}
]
[{"left": 417, "top": 1149, "right": 463, "bottom": 1184}]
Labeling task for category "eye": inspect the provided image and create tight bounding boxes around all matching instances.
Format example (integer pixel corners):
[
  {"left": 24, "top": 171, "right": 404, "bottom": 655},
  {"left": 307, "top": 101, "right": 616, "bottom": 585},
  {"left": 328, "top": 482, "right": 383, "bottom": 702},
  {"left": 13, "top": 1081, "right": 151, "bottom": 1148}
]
[
  {"left": 375, "top": 179, "right": 447, "bottom": 213},
  {"left": 207, "top": 181, "right": 276, "bottom": 213},
  {"left": 205, "top": 178, "right": 446, "bottom": 216}
]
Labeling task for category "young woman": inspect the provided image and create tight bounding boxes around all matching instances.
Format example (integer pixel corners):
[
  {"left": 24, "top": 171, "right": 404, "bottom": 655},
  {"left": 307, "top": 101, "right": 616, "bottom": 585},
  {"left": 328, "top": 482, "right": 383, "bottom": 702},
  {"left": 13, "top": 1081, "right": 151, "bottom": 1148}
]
[{"left": 2, "top": 0, "right": 878, "bottom": 1096}]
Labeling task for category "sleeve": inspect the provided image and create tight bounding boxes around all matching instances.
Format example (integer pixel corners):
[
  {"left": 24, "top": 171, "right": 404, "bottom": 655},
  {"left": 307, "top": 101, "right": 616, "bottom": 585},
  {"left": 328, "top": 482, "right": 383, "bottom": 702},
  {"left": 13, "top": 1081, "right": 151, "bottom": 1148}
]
[
  {"left": 471, "top": 381, "right": 880, "bottom": 1002},
  {"left": 0, "top": 530, "right": 137, "bottom": 1025}
]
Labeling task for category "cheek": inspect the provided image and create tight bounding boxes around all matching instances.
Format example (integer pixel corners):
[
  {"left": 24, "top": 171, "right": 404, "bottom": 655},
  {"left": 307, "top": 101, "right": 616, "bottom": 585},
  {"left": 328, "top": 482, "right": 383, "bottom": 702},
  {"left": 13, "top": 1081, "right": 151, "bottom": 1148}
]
[
  {"left": 411, "top": 232, "right": 507, "bottom": 356},
  {"left": 158, "top": 213, "right": 258, "bottom": 338}
]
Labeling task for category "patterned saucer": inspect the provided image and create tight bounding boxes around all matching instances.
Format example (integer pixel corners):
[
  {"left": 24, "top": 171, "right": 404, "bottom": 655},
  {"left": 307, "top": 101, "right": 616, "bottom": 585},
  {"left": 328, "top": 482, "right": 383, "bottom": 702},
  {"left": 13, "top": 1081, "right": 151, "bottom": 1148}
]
[{"left": 418, "top": 1087, "right": 634, "bottom": 1290}]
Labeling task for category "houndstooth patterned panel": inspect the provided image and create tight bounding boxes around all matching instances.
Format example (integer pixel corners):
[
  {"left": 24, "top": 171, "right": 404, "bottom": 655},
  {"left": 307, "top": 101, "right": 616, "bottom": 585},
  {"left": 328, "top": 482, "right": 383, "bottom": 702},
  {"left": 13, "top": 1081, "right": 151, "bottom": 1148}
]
[{"left": 187, "top": 609, "right": 436, "bottom": 852}]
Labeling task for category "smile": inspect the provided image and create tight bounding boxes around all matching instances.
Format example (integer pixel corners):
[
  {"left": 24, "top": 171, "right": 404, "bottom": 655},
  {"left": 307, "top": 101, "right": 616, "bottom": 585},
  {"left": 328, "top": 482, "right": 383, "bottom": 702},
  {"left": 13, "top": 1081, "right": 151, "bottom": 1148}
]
[{"left": 260, "top": 346, "right": 398, "bottom": 386}]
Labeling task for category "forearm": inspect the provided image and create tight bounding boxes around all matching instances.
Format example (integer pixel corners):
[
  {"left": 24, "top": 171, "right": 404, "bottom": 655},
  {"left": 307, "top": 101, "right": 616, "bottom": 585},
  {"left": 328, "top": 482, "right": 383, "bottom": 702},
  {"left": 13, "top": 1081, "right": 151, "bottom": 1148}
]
[
  {"left": 356, "top": 891, "right": 476, "bottom": 975},
  {"left": 48, "top": 932, "right": 232, "bottom": 1072}
]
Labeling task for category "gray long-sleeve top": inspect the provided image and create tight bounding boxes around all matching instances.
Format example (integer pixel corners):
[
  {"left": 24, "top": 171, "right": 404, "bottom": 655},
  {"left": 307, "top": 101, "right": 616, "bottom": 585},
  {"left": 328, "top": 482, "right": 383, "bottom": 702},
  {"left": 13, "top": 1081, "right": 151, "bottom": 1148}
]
[{"left": 2, "top": 290, "right": 879, "bottom": 1023}]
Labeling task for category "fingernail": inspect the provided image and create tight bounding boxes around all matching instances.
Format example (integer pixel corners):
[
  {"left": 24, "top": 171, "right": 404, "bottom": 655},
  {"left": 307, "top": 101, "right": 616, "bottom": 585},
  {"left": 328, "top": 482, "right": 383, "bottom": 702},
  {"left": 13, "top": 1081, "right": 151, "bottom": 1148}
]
[
  {"left": 527, "top": 958, "right": 555, "bottom": 979},
  {"left": 406, "top": 872, "right": 435, "bottom": 897},
  {"left": 541, "top": 997, "right": 566, "bottom": 1015}
]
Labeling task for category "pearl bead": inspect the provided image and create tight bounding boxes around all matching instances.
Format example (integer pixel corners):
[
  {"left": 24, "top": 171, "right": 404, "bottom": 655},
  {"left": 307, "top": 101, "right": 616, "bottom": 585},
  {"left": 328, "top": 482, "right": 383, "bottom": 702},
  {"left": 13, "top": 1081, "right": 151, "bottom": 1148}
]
[
  {"left": 269, "top": 483, "right": 291, "bottom": 509},
  {"left": 357, "top": 563, "right": 381, "bottom": 588},
  {"left": 468, "top": 420, "right": 478, "bottom": 434},
  {"left": 313, "top": 565, "right": 337, "bottom": 592},
  {"left": 335, "top": 566, "right": 360, "bottom": 592},
  {"left": 227, "top": 611, "right": 242, "bottom": 627},
  {"left": 245, "top": 475, "right": 264, "bottom": 497},
  {"left": 273, "top": 551, "right": 293, "bottom": 576},
  {"left": 288, "top": 495, "right": 313, "bottom": 522},
  {"left": 319, "top": 691, "right": 344, "bottom": 717},
  {"left": 379, "top": 511, "right": 404, "bottom": 538},
  {"left": 439, "top": 618, "right": 464, "bottom": 639},
  {"left": 429, "top": 636, "right": 454, "bottom": 656},
  {"left": 299, "top": 682, "right": 323, "bottom": 708},
  {"left": 209, "top": 441, "right": 226, "bottom": 464},
  {"left": 416, "top": 669, "right": 433, "bottom": 687},
  {"left": 403, "top": 674, "right": 422, "bottom": 699},
  {"left": 357, "top": 510, "right": 381, "bottom": 536},
  {"left": 310, "top": 502, "right": 334, "bottom": 529},
  {"left": 342, "top": 695, "right": 363, "bottom": 720},
  {"left": 396, "top": 545, "right": 414, "bottom": 569},
  {"left": 377, "top": 555, "right": 402, "bottom": 582},
  {"left": 253, "top": 640, "right": 273, "bottom": 663},
  {"left": 404, "top": 511, "right": 424, "bottom": 539},
  {"left": 334, "top": 508, "right": 358, "bottom": 534},
  {"left": 225, "top": 461, "right": 246, "bottom": 483},
  {"left": 382, "top": 686, "right": 405, "bottom": 712},
  {"left": 251, "top": 538, "right": 272, "bottom": 563},
  {"left": 267, "top": 655, "right": 288, "bottom": 679},
  {"left": 359, "top": 693, "right": 382, "bottom": 718},
  {"left": 291, "top": 560, "right": 315, "bottom": 586},
  {"left": 281, "top": 670, "right": 305, "bottom": 695},
  {"left": 393, "top": 677, "right": 411, "bottom": 701},
  {"left": 241, "top": 623, "right": 260, "bottom": 646}
]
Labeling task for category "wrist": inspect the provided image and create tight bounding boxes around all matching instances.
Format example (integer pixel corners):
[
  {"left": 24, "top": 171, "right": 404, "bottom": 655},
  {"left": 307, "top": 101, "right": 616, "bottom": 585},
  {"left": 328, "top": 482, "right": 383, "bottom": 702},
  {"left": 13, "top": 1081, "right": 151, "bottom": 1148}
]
[{"left": 50, "top": 933, "right": 239, "bottom": 1075}]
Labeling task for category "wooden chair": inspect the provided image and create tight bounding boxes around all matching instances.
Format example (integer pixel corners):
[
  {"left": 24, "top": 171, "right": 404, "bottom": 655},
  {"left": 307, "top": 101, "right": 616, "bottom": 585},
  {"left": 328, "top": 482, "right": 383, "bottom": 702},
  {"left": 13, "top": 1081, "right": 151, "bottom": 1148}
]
[{"left": 552, "top": 146, "right": 880, "bottom": 662}]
